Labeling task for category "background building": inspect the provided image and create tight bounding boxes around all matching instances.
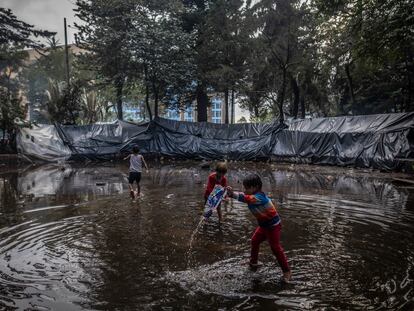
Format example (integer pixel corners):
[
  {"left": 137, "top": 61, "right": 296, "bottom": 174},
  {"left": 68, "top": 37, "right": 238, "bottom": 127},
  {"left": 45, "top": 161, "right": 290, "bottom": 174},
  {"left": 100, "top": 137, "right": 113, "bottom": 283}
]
[{"left": 162, "top": 96, "right": 228, "bottom": 123}]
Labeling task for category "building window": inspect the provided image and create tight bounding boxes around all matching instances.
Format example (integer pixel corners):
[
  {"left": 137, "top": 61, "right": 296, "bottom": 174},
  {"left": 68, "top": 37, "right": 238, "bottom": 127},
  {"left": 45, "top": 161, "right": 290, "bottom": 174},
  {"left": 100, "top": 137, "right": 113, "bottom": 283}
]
[
  {"left": 184, "top": 106, "right": 193, "bottom": 122},
  {"left": 165, "top": 109, "right": 180, "bottom": 121},
  {"left": 135, "top": 105, "right": 141, "bottom": 119},
  {"left": 211, "top": 98, "right": 222, "bottom": 123},
  {"left": 124, "top": 102, "right": 145, "bottom": 122}
]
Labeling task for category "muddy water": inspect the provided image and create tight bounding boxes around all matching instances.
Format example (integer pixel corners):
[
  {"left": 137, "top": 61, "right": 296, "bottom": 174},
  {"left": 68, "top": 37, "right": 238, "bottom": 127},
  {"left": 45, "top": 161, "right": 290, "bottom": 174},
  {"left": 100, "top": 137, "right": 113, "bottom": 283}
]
[{"left": 0, "top": 162, "right": 413, "bottom": 310}]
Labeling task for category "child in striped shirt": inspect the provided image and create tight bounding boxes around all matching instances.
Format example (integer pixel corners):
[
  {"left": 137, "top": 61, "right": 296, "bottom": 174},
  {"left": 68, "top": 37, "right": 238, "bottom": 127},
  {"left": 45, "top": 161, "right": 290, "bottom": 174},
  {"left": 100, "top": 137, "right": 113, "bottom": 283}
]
[{"left": 227, "top": 174, "right": 291, "bottom": 282}]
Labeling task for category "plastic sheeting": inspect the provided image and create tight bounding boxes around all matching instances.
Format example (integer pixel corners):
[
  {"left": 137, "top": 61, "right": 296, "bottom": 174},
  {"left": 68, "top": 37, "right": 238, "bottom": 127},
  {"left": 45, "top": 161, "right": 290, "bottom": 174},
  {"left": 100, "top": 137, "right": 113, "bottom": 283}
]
[
  {"left": 273, "top": 113, "right": 414, "bottom": 169},
  {"left": 16, "top": 121, "right": 151, "bottom": 161},
  {"left": 144, "top": 118, "right": 284, "bottom": 160},
  {"left": 17, "top": 113, "right": 414, "bottom": 170},
  {"left": 56, "top": 121, "right": 150, "bottom": 160},
  {"left": 17, "top": 124, "right": 72, "bottom": 162}
]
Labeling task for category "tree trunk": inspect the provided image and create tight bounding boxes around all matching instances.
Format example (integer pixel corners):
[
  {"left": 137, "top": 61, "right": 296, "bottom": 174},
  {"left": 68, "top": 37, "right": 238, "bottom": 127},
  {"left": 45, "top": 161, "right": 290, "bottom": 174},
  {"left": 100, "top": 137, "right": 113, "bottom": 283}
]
[
  {"left": 277, "top": 67, "right": 287, "bottom": 123},
  {"left": 254, "top": 106, "right": 259, "bottom": 119},
  {"left": 291, "top": 77, "right": 299, "bottom": 119},
  {"left": 2, "top": 119, "right": 5, "bottom": 140},
  {"left": 115, "top": 77, "right": 124, "bottom": 120},
  {"left": 231, "top": 89, "right": 235, "bottom": 124},
  {"left": 144, "top": 65, "right": 152, "bottom": 121},
  {"left": 300, "top": 90, "right": 306, "bottom": 119},
  {"left": 145, "top": 83, "right": 152, "bottom": 121},
  {"left": 224, "top": 88, "right": 229, "bottom": 124},
  {"left": 153, "top": 82, "right": 159, "bottom": 118},
  {"left": 196, "top": 84, "right": 208, "bottom": 122},
  {"left": 405, "top": 53, "right": 413, "bottom": 111},
  {"left": 345, "top": 63, "right": 356, "bottom": 111}
]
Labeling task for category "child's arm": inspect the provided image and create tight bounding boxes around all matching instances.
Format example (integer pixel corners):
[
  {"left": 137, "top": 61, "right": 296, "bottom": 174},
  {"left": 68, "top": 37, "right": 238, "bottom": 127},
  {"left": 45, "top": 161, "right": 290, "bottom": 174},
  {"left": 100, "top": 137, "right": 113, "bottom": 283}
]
[
  {"left": 123, "top": 154, "right": 131, "bottom": 160},
  {"left": 234, "top": 192, "right": 258, "bottom": 204},
  {"left": 141, "top": 155, "right": 149, "bottom": 170},
  {"left": 204, "top": 174, "right": 215, "bottom": 198},
  {"left": 227, "top": 187, "right": 258, "bottom": 204}
]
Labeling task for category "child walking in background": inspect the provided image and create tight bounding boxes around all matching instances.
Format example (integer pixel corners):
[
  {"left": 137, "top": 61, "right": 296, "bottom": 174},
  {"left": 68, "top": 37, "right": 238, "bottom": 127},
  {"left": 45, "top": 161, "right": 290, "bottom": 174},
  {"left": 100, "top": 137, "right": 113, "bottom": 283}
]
[
  {"left": 124, "top": 146, "right": 148, "bottom": 199},
  {"left": 204, "top": 162, "right": 228, "bottom": 222},
  {"left": 227, "top": 174, "right": 291, "bottom": 282}
]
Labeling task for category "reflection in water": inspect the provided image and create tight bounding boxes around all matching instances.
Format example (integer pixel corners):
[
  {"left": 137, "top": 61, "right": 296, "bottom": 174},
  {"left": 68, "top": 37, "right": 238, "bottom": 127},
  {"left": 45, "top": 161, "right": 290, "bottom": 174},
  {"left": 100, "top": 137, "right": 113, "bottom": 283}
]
[{"left": 0, "top": 162, "right": 413, "bottom": 310}]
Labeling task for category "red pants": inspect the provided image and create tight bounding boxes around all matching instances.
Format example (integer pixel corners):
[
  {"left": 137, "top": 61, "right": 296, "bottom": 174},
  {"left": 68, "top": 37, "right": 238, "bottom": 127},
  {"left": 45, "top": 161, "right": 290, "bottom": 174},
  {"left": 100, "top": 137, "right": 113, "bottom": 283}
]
[{"left": 250, "top": 224, "right": 290, "bottom": 272}]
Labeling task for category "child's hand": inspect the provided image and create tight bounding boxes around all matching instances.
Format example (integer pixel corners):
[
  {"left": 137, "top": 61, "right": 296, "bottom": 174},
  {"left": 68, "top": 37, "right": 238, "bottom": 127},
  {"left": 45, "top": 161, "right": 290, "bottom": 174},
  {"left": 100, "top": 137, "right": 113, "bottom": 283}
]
[{"left": 226, "top": 186, "right": 233, "bottom": 196}]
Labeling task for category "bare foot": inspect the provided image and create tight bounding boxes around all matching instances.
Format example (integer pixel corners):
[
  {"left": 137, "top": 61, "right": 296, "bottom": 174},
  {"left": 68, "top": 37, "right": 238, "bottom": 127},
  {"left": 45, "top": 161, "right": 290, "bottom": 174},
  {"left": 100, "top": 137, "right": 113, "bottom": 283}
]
[
  {"left": 130, "top": 190, "right": 135, "bottom": 199},
  {"left": 282, "top": 270, "right": 292, "bottom": 283},
  {"left": 248, "top": 262, "right": 261, "bottom": 272}
]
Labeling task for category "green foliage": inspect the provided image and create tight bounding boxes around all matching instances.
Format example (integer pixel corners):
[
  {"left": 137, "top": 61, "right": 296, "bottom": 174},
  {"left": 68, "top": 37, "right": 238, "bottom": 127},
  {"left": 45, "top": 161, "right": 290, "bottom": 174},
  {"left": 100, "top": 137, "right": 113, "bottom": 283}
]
[
  {"left": 237, "top": 116, "right": 247, "bottom": 123},
  {"left": 238, "top": 0, "right": 414, "bottom": 120},
  {"left": 45, "top": 80, "right": 82, "bottom": 125},
  {"left": 75, "top": 0, "right": 137, "bottom": 120},
  {"left": 0, "top": 88, "right": 25, "bottom": 134},
  {"left": 75, "top": 0, "right": 197, "bottom": 120},
  {"left": 238, "top": 0, "right": 304, "bottom": 122},
  {"left": 23, "top": 39, "right": 71, "bottom": 111},
  {"left": 29, "top": 0, "right": 414, "bottom": 125},
  {"left": 129, "top": 0, "right": 196, "bottom": 117},
  {"left": 311, "top": 0, "right": 414, "bottom": 115},
  {"left": 0, "top": 8, "right": 54, "bottom": 47},
  {"left": 79, "top": 89, "right": 106, "bottom": 124},
  {"left": 0, "top": 45, "right": 27, "bottom": 134},
  {"left": 0, "top": 7, "right": 54, "bottom": 137}
]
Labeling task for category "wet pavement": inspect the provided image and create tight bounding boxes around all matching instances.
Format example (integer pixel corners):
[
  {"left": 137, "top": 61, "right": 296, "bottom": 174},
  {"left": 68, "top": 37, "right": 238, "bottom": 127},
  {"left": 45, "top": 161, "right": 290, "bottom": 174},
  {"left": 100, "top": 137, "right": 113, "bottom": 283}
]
[{"left": 0, "top": 161, "right": 413, "bottom": 310}]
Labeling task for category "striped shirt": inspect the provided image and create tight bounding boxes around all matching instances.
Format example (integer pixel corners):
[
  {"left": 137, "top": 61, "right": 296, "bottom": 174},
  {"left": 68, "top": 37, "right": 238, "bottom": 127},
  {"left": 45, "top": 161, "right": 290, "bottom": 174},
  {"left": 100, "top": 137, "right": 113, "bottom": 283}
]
[
  {"left": 129, "top": 154, "right": 143, "bottom": 172},
  {"left": 233, "top": 191, "right": 280, "bottom": 228}
]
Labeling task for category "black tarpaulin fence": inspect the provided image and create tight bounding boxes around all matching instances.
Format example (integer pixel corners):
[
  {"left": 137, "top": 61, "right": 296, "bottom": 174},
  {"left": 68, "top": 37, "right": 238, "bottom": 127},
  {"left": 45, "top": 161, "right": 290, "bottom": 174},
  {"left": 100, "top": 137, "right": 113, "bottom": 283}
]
[
  {"left": 273, "top": 113, "right": 414, "bottom": 169},
  {"left": 140, "top": 118, "right": 286, "bottom": 160},
  {"left": 17, "top": 112, "right": 414, "bottom": 170}
]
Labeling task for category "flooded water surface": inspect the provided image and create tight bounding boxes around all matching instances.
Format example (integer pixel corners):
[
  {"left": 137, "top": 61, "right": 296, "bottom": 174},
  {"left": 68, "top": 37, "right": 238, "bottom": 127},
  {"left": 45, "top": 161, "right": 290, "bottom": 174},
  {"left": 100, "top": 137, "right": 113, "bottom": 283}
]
[{"left": 0, "top": 161, "right": 413, "bottom": 310}]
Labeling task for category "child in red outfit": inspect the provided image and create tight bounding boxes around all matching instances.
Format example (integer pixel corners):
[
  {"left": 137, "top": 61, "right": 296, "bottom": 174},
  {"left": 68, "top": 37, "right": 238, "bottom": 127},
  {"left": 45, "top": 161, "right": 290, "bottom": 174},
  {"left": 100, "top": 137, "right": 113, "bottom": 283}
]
[
  {"left": 227, "top": 174, "right": 291, "bottom": 283},
  {"left": 204, "top": 162, "right": 227, "bottom": 222}
]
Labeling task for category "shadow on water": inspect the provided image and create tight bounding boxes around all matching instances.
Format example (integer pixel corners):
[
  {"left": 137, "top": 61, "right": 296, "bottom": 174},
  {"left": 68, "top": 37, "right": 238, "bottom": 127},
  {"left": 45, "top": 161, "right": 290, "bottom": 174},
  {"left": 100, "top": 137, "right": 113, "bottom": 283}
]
[{"left": 0, "top": 162, "right": 413, "bottom": 310}]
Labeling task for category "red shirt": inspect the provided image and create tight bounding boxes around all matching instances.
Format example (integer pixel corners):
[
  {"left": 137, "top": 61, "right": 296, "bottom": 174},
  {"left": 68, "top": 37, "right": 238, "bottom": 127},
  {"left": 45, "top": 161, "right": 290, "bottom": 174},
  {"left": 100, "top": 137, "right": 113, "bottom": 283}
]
[{"left": 204, "top": 172, "right": 227, "bottom": 198}]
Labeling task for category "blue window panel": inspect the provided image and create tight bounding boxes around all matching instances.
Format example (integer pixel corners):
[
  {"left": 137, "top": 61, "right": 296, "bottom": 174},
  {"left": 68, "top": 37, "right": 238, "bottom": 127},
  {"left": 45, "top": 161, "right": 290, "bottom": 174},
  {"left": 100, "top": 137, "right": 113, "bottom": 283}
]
[
  {"left": 165, "top": 109, "right": 180, "bottom": 121},
  {"left": 184, "top": 106, "right": 193, "bottom": 122},
  {"left": 212, "top": 118, "right": 221, "bottom": 123},
  {"left": 211, "top": 98, "right": 222, "bottom": 110},
  {"left": 211, "top": 98, "right": 222, "bottom": 123}
]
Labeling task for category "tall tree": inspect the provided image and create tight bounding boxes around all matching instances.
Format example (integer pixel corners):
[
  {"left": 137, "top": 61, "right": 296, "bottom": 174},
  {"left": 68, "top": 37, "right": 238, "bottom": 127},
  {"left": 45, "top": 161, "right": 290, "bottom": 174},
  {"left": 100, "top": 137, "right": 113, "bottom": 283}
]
[
  {"left": 312, "top": 0, "right": 414, "bottom": 115},
  {"left": 202, "top": 0, "right": 247, "bottom": 124},
  {"left": 0, "top": 46, "right": 26, "bottom": 138},
  {"left": 242, "top": 0, "right": 303, "bottom": 122},
  {"left": 129, "top": 0, "right": 195, "bottom": 119},
  {"left": 0, "top": 8, "right": 54, "bottom": 47},
  {"left": 0, "top": 8, "right": 54, "bottom": 141},
  {"left": 181, "top": 0, "right": 217, "bottom": 122},
  {"left": 75, "top": 0, "right": 135, "bottom": 120}
]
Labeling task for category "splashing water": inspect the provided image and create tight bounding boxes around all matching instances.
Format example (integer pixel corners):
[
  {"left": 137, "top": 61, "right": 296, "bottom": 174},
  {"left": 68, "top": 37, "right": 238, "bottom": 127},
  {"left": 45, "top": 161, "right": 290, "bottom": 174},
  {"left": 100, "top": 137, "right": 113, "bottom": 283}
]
[{"left": 186, "top": 216, "right": 205, "bottom": 269}]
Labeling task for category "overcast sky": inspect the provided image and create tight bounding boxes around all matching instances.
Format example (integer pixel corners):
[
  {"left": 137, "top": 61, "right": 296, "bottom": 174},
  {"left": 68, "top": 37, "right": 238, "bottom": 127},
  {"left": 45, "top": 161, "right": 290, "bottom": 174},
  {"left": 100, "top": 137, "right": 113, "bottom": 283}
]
[{"left": 1, "top": 0, "right": 79, "bottom": 44}]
